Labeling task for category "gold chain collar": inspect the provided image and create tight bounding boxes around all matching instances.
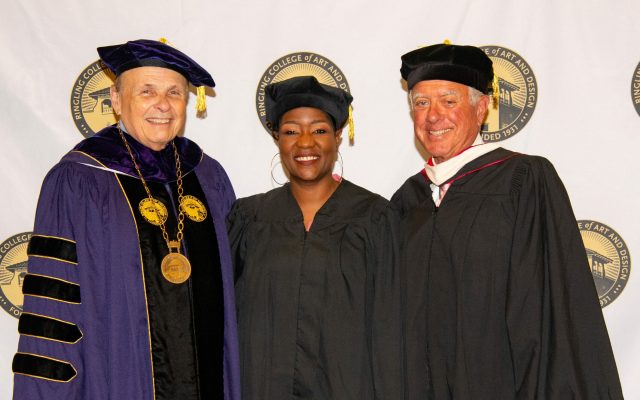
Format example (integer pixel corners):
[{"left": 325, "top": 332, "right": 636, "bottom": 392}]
[{"left": 118, "top": 126, "right": 191, "bottom": 284}]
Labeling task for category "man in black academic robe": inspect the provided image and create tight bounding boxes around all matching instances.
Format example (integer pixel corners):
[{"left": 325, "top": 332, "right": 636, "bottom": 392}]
[{"left": 391, "top": 43, "right": 623, "bottom": 399}]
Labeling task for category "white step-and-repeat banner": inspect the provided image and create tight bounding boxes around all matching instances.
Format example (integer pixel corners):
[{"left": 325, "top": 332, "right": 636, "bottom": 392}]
[{"left": 1, "top": 1, "right": 638, "bottom": 398}]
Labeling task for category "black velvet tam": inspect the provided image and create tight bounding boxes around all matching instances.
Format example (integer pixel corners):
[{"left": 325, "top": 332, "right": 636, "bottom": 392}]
[
  {"left": 400, "top": 43, "right": 493, "bottom": 92},
  {"left": 97, "top": 39, "right": 215, "bottom": 88},
  {"left": 265, "top": 76, "right": 353, "bottom": 131}
]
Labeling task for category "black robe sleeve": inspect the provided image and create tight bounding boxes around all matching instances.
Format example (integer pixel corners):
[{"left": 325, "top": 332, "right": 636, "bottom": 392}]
[
  {"left": 226, "top": 199, "right": 248, "bottom": 282},
  {"left": 507, "top": 157, "right": 623, "bottom": 399},
  {"left": 370, "top": 205, "right": 405, "bottom": 399}
]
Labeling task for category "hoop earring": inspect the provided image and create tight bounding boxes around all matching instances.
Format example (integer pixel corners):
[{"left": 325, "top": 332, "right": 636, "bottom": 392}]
[
  {"left": 270, "top": 152, "right": 287, "bottom": 187},
  {"left": 332, "top": 151, "right": 344, "bottom": 182}
]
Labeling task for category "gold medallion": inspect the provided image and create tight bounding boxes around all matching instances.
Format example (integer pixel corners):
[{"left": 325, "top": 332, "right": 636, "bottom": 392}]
[
  {"left": 179, "top": 195, "right": 208, "bottom": 222},
  {"left": 139, "top": 198, "right": 168, "bottom": 226},
  {"left": 161, "top": 252, "right": 192, "bottom": 284}
]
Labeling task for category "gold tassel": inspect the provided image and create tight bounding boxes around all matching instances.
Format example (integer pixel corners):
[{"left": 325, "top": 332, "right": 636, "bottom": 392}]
[
  {"left": 196, "top": 86, "right": 207, "bottom": 113},
  {"left": 492, "top": 74, "right": 499, "bottom": 109},
  {"left": 347, "top": 105, "right": 355, "bottom": 142},
  {"left": 158, "top": 37, "right": 207, "bottom": 114}
]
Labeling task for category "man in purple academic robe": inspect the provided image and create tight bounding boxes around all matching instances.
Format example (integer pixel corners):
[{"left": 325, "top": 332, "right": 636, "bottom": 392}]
[{"left": 12, "top": 39, "right": 241, "bottom": 400}]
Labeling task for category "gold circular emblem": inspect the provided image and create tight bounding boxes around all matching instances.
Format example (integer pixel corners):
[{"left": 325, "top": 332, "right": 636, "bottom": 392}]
[
  {"left": 161, "top": 253, "right": 192, "bottom": 284},
  {"left": 0, "top": 232, "right": 31, "bottom": 319},
  {"left": 256, "top": 52, "right": 351, "bottom": 134},
  {"left": 138, "top": 198, "right": 168, "bottom": 226},
  {"left": 578, "top": 220, "right": 631, "bottom": 308},
  {"left": 180, "top": 195, "right": 207, "bottom": 222},
  {"left": 631, "top": 61, "right": 640, "bottom": 117},
  {"left": 70, "top": 60, "right": 117, "bottom": 138},
  {"left": 479, "top": 45, "right": 538, "bottom": 142}
]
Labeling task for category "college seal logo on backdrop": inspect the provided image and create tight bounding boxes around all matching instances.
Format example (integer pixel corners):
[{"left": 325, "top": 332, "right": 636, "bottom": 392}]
[
  {"left": 479, "top": 46, "right": 538, "bottom": 143},
  {"left": 631, "top": 61, "right": 640, "bottom": 117},
  {"left": 0, "top": 232, "right": 31, "bottom": 319},
  {"left": 255, "top": 52, "right": 351, "bottom": 133},
  {"left": 578, "top": 220, "right": 631, "bottom": 308},
  {"left": 70, "top": 60, "right": 117, "bottom": 138}
]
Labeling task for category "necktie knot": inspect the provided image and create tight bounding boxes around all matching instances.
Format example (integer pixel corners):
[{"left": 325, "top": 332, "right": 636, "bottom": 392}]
[{"left": 430, "top": 182, "right": 451, "bottom": 207}]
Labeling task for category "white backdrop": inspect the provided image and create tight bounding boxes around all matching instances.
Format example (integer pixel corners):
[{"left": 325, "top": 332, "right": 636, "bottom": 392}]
[{"left": 1, "top": 1, "right": 639, "bottom": 398}]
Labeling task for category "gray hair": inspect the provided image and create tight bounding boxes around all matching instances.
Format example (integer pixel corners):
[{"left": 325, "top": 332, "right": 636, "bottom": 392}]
[
  {"left": 408, "top": 85, "right": 486, "bottom": 109},
  {"left": 467, "top": 86, "right": 483, "bottom": 105}
]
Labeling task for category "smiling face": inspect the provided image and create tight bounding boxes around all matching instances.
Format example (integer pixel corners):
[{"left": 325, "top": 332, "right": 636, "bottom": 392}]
[
  {"left": 275, "top": 107, "right": 341, "bottom": 187},
  {"left": 411, "top": 80, "right": 489, "bottom": 163},
  {"left": 110, "top": 66, "right": 188, "bottom": 151}
]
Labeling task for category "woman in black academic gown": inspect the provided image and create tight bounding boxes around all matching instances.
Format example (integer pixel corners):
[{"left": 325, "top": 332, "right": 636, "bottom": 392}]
[{"left": 227, "top": 76, "right": 403, "bottom": 399}]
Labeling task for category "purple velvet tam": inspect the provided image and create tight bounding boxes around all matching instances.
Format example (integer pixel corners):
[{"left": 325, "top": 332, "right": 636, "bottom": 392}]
[
  {"left": 400, "top": 43, "right": 493, "bottom": 92},
  {"left": 265, "top": 76, "right": 353, "bottom": 131},
  {"left": 97, "top": 39, "right": 215, "bottom": 88}
]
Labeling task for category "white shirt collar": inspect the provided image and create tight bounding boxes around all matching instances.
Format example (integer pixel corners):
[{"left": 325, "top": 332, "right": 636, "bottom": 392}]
[{"left": 424, "top": 134, "right": 499, "bottom": 186}]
